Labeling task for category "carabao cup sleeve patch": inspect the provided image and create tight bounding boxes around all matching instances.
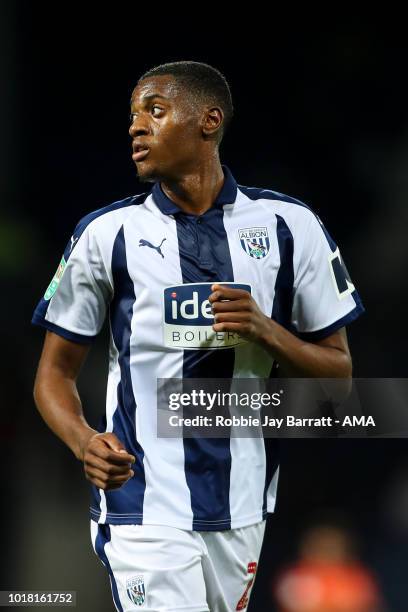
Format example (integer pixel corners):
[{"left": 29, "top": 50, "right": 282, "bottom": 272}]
[{"left": 44, "top": 256, "right": 67, "bottom": 300}]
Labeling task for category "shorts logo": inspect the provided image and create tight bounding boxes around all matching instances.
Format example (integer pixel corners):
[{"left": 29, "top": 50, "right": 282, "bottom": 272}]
[
  {"left": 44, "top": 256, "right": 66, "bottom": 301},
  {"left": 236, "top": 562, "right": 257, "bottom": 610},
  {"left": 126, "top": 575, "right": 145, "bottom": 606},
  {"left": 163, "top": 282, "right": 251, "bottom": 349},
  {"left": 238, "top": 227, "right": 270, "bottom": 259}
]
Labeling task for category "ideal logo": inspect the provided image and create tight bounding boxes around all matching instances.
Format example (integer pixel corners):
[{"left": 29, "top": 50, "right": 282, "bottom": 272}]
[{"left": 164, "top": 282, "right": 251, "bottom": 349}]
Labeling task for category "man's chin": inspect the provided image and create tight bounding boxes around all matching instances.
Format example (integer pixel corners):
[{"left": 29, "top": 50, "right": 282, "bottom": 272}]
[
  {"left": 137, "top": 174, "right": 156, "bottom": 184},
  {"left": 135, "top": 163, "right": 160, "bottom": 184}
]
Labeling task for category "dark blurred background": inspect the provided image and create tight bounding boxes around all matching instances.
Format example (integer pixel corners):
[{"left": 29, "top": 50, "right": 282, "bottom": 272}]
[{"left": 1, "top": 3, "right": 407, "bottom": 610}]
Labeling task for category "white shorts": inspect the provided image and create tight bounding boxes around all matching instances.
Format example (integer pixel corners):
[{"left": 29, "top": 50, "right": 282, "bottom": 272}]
[{"left": 90, "top": 519, "right": 266, "bottom": 612}]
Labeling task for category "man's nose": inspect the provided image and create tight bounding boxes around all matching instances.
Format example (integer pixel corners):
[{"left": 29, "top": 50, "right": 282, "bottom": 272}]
[{"left": 129, "top": 116, "right": 150, "bottom": 138}]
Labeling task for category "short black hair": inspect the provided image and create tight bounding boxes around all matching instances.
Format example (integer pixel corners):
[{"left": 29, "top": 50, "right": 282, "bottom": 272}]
[{"left": 138, "top": 61, "right": 233, "bottom": 144}]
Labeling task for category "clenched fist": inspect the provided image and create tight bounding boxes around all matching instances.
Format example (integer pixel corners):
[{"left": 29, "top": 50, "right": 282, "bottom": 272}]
[{"left": 80, "top": 432, "right": 135, "bottom": 491}]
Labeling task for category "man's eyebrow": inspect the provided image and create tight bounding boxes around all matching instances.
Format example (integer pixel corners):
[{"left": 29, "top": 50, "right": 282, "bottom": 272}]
[{"left": 130, "top": 93, "right": 170, "bottom": 106}]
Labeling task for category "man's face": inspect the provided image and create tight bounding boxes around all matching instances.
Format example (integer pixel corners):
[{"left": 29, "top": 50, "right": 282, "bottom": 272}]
[{"left": 129, "top": 75, "right": 202, "bottom": 182}]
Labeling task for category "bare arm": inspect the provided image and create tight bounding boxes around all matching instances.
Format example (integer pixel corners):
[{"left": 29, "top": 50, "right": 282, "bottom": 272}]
[
  {"left": 209, "top": 284, "right": 352, "bottom": 378},
  {"left": 33, "top": 330, "right": 135, "bottom": 490},
  {"left": 259, "top": 323, "right": 351, "bottom": 378}
]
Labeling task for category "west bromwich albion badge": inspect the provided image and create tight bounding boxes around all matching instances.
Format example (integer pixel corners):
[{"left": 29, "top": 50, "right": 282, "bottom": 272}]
[
  {"left": 238, "top": 227, "right": 270, "bottom": 259},
  {"left": 126, "top": 575, "right": 145, "bottom": 606}
]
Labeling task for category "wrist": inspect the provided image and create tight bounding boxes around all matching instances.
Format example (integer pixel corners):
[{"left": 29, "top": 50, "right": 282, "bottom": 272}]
[
  {"left": 74, "top": 426, "right": 98, "bottom": 461},
  {"left": 258, "top": 317, "right": 279, "bottom": 352}
]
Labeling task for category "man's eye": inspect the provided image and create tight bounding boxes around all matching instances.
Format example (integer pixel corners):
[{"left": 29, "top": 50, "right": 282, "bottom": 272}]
[
  {"left": 129, "top": 107, "right": 162, "bottom": 122},
  {"left": 151, "top": 106, "right": 163, "bottom": 117}
]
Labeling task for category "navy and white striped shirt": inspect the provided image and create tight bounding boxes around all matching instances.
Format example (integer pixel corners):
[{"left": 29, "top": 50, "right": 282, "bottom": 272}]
[{"left": 32, "top": 165, "right": 364, "bottom": 530}]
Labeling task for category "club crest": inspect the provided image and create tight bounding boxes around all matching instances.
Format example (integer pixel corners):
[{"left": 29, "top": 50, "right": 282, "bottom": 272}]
[
  {"left": 238, "top": 227, "right": 270, "bottom": 259},
  {"left": 126, "top": 575, "right": 145, "bottom": 606}
]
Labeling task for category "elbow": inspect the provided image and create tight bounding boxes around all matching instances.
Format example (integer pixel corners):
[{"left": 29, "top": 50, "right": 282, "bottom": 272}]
[
  {"left": 33, "top": 368, "right": 47, "bottom": 411},
  {"left": 341, "top": 354, "right": 353, "bottom": 380},
  {"left": 330, "top": 346, "right": 352, "bottom": 379},
  {"left": 327, "top": 353, "right": 353, "bottom": 402},
  {"left": 33, "top": 373, "right": 42, "bottom": 409}
]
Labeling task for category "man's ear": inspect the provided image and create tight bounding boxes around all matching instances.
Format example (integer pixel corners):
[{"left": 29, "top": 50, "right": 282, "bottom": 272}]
[{"left": 201, "top": 106, "right": 224, "bottom": 140}]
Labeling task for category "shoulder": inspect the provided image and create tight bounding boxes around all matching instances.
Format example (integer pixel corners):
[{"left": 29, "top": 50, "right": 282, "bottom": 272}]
[
  {"left": 73, "top": 191, "right": 150, "bottom": 240},
  {"left": 237, "top": 183, "right": 317, "bottom": 222},
  {"left": 236, "top": 182, "right": 335, "bottom": 246}
]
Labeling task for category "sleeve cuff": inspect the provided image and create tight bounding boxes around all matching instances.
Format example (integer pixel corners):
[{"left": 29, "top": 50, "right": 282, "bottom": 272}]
[
  {"left": 31, "top": 315, "right": 96, "bottom": 345},
  {"left": 296, "top": 302, "right": 365, "bottom": 342}
]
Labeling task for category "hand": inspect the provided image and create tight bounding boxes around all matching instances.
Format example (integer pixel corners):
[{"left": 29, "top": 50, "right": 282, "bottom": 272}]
[
  {"left": 80, "top": 432, "right": 135, "bottom": 491},
  {"left": 209, "top": 284, "right": 272, "bottom": 345}
]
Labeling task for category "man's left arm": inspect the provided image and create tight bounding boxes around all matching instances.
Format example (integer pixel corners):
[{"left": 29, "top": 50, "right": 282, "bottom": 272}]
[{"left": 209, "top": 284, "right": 351, "bottom": 378}]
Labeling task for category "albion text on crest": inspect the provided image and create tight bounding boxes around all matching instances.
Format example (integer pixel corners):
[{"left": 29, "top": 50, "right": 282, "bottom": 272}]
[
  {"left": 238, "top": 227, "right": 270, "bottom": 259},
  {"left": 126, "top": 575, "right": 145, "bottom": 606}
]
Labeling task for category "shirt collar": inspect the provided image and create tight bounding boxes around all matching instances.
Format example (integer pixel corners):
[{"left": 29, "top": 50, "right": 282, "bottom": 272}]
[{"left": 151, "top": 164, "right": 237, "bottom": 216}]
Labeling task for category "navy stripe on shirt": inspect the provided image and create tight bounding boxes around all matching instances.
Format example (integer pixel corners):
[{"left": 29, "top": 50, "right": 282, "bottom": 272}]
[
  {"left": 91, "top": 225, "right": 146, "bottom": 523},
  {"left": 176, "top": 207, "right": 235, "bottom": 531},
  {"left": 272, "top": 214, "right": 295, "bottom": 331}
]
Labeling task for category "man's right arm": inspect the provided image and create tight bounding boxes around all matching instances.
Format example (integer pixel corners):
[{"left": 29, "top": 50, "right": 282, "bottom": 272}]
[{"left": 33, "top": 330, "right": 135, "bottom": 490}]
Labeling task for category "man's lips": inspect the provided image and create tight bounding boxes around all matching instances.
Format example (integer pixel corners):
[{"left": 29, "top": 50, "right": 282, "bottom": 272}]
[{"left": 132, "top": 148, "right": 150, "bottom": 162}]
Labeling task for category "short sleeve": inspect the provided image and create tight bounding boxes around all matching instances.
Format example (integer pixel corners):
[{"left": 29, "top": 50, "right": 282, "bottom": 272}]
[
  {"left": 31, "top": 220, "right": 112, "bottom": 343},
  {"left": 291, "top": 213, "right": 364, "bottom": 340}
]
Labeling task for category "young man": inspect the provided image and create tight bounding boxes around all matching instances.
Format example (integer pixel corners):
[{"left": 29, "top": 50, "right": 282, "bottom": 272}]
[{"left": 32, "top": 61, "right": 364, "bottom": 611}]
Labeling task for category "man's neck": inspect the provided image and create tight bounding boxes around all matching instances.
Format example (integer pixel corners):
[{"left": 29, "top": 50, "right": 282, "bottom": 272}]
[{"left": 160, "top": 158, "right": 225, "bottom": 216}]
